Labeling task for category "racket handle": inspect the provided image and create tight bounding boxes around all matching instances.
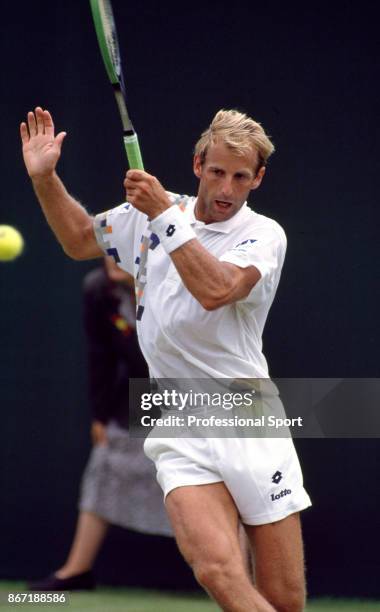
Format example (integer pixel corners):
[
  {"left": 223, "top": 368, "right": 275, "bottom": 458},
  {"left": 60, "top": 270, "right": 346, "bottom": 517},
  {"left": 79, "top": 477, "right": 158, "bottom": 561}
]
[{"left": 124, "top": 133, "right": 144, "bottom": 170}]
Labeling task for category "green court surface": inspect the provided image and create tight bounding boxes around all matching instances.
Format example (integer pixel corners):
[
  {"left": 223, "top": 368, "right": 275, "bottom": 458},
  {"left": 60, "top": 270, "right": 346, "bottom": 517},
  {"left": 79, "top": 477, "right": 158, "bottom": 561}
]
[{"left": 1, "top": 583, "right": 380, "bottom": 611}]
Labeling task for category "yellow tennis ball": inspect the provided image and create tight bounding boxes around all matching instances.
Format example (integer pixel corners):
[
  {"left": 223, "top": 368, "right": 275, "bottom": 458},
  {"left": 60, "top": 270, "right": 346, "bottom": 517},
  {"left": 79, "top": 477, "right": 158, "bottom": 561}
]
[{"left": 0, "top": 225, "right": 24, "bottom": 262}]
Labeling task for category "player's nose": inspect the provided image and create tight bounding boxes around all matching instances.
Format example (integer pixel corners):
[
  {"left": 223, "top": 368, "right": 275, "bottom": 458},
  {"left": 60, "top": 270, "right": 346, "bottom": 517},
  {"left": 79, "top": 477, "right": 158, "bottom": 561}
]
[{"left": 221, "top": 177, "right": 233, "bottom": 197}]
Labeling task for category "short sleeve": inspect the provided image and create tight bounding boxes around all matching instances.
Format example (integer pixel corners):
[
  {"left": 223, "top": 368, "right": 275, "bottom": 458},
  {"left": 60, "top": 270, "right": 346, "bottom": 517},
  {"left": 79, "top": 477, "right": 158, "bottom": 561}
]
[
  {"left": 219, "top": 226, "right": 287, "bottom": 305},
  {"left": 94, "top": 202, "right": 145, "bottom": 276}
]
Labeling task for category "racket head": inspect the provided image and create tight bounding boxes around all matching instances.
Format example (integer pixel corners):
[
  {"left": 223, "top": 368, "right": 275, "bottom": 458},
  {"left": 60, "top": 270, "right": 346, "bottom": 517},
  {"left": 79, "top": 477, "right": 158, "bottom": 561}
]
[{"left": 89, "top": 0, "right": 123, "bottom": 87}]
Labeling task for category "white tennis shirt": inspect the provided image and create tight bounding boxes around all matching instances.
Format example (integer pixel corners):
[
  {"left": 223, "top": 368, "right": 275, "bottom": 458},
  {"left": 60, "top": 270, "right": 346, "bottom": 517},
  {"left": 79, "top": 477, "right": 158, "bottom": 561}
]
[{"left": 94, "top": 193, "right": 286, "bottom": 379}]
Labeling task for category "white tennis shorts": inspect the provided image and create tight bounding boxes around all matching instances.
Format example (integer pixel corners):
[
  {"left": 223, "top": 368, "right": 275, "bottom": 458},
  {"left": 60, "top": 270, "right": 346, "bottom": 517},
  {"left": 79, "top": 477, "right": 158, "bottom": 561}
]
[{"left": 144, "top": 434, "right": 312, "bottom": 525}]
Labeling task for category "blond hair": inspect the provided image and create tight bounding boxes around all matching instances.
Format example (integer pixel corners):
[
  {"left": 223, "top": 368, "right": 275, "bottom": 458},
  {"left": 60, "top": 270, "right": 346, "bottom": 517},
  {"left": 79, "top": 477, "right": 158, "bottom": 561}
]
[{"left": 194, "top": 109, "right": 275, "bottom": 171}]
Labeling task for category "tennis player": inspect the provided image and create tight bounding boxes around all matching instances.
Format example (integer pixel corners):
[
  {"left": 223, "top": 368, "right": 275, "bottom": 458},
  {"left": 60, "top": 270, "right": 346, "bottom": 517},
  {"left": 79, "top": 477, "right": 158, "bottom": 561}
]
[{"left": 21, "top": 107, "right": 311, "bottom": 611}]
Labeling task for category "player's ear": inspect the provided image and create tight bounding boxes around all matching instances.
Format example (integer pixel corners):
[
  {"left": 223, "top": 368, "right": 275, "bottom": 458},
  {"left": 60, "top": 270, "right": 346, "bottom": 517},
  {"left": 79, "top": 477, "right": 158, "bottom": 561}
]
[
  {"left": 193, "top": 154, "right": 203, "bottom": 178},
  {"left": 251, "top": 166, "right": 266, "bottom": 191}
]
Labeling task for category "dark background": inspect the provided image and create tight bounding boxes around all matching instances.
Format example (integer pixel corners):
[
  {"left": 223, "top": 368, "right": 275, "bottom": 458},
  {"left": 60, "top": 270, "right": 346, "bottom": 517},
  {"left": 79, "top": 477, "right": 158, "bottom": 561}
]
[{"left": 0, "top": 0, "right": 379, "bottom": 598}]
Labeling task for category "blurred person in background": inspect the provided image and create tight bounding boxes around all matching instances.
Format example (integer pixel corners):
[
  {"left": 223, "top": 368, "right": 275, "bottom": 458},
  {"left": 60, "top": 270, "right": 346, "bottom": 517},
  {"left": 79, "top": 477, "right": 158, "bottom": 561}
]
[{"left": 29, "top": 257, "right": 172, "bottom": 591}]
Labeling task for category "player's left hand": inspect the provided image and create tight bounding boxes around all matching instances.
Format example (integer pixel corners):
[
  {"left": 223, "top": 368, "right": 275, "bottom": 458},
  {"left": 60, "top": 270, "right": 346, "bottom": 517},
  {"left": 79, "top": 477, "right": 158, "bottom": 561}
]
[{"left": 124, "top": 170, "right": 171, "bottom": 219}]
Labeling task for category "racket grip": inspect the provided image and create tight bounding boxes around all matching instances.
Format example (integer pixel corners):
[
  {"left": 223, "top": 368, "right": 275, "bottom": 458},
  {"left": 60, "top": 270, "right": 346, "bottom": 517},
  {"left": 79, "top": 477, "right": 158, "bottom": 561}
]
[{"left": 124, "top": 133, "right": 144, "bottom": 170}]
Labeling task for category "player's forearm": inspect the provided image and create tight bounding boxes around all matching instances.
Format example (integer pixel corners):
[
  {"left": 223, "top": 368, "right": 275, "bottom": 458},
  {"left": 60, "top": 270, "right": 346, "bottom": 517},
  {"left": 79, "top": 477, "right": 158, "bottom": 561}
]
[
  {"left": 170, "top": 240, "right": 242, "bottom": 310},
  {"left": 31, "top": 172, "right": 100, "bottom": 260},
  {"left": 148, "top": 202, "right": 260, "bottom": 309}
]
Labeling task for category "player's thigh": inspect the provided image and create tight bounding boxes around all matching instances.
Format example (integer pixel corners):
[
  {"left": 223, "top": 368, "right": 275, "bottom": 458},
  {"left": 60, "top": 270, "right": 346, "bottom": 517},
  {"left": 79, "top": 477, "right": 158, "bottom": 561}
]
[
  {"left": 245, "top": 512, "right": 305, "bottom": 595},
  {"left": 165, "top": 482, "right": 241, "bottom": 567}
]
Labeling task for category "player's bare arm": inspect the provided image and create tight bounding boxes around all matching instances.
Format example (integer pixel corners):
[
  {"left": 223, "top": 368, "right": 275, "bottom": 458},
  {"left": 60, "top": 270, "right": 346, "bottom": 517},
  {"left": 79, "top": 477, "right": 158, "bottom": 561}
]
[
  {"left": 170, "top": 242, "right": 261, "bottom": 311},
  {"left": 125, "top": 169, "right": 261, "bottom": 311},
  {"left": 20, "top": 107, "right": 102, "bottom": 260}
]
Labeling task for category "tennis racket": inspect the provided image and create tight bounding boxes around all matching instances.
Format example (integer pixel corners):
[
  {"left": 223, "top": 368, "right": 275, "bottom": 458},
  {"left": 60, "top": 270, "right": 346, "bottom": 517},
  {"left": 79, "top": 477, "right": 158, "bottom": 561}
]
[{"left": 89, "top": 0, "right": 144, "bottom": 169}]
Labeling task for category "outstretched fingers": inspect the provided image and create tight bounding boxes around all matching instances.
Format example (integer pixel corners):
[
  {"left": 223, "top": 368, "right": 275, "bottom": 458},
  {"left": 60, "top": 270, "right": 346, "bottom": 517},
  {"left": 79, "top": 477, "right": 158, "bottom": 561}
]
[
  {"left": 27, "top": 110, "right": 37, "bottom": 137},
  {"left": 20, "top": 122, "right": 29, "bottom": 144},
  {"left": 24, "top": 107, "right": 55, "bottom": 139},
  {"left": 35, "top": 106, "right": 45, "bottom": 134},
  {"left": 20, "top": 106, "right": 66, "bottom": 178},
  {"left": 55, "top": 131, "right": 67, "bottom": 148},
  {"left": 43, "top": 109, "right": 55, "bottom": 137},
  {"left": 20, "top": 107, "right": 58, "bottom": 147}
]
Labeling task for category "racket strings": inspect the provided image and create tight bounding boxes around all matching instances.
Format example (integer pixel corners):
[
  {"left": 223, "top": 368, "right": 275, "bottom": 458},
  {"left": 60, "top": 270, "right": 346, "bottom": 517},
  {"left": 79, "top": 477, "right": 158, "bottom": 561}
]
[{"left": 98, "top": 0, "right": 122, "bottom": 76}]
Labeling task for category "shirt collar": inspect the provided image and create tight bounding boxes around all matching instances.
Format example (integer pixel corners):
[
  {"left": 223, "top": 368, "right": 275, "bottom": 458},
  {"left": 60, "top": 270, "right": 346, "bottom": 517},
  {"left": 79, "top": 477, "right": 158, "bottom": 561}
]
[{"left": 187, "top": 199, "right": 251, "bottom": 234}]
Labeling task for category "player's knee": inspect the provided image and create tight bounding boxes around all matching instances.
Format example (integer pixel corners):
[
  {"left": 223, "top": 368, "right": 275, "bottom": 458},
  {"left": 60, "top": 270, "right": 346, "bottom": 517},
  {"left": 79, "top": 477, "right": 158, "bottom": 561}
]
[
  {"left": 266, "top": 583, "right": 305, "bottom": 612},
  {"left": 193, "top": 556, "right": 240, "bottom": 594}
]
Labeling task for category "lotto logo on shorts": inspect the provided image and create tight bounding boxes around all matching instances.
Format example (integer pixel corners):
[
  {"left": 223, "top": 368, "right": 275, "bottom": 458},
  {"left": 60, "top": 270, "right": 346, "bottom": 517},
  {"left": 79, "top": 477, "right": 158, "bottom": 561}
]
[
  {"left": 271, "top": 488, "right": 292, "bottom": 502},
  {"left": 271, "top": 470, "right": 283, "bottom": 484}
]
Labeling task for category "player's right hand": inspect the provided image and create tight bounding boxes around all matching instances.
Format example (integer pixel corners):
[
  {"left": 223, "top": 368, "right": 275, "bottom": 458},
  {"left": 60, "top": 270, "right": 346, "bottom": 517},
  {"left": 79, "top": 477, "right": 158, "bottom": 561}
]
[{"left": 20, "top": 107, "right": 66, "bottom": 179}]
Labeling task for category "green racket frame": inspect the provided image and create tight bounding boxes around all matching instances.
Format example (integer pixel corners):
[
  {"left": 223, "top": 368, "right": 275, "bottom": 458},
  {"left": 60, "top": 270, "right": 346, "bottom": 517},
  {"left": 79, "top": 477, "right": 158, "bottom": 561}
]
[{"left": 89, "top": 0, "right": 144, "bottom": 170}]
